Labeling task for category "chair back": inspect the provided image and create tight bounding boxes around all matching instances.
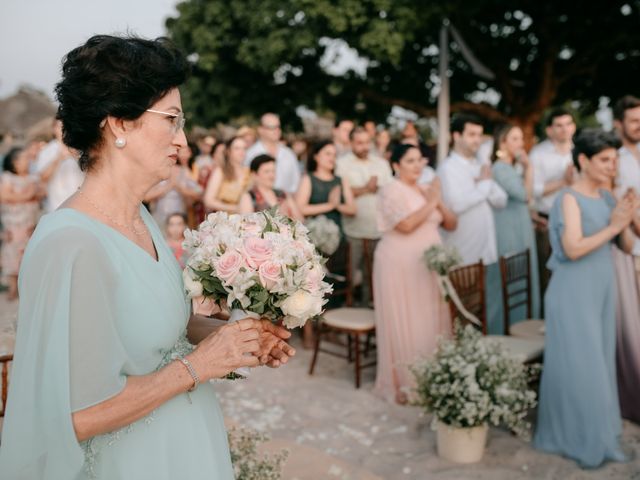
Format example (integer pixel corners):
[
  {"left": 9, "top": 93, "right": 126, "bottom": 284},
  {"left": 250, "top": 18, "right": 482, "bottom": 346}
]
[
  {"left": 499, "top": 249, "right": 532, "bottom": 335},
  {"left": 448, "top": 261, "right": 486, "bottom": 333},
  {"left": 0, "top": 354, "right": 13, "bottom": 417}
]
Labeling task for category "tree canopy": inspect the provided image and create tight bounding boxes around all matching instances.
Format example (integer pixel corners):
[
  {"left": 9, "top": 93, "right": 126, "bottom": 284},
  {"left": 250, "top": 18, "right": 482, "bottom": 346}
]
[{"left": 166, "top": 0, "right": 640, "bottom": 136}]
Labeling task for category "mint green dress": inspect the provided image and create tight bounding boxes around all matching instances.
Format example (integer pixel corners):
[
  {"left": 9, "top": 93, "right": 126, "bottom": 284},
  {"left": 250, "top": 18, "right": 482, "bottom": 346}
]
[{"left": 0, "top": 207, "right": 234, "bottom": 479}]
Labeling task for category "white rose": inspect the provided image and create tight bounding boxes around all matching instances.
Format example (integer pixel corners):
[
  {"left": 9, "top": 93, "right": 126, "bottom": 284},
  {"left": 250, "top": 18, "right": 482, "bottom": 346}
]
[
  {"left": 280, "top": 290, "right": 324, "bottom": 328},
  {"left": 182, "top": 269, "right": 204, "bottom": 298}
]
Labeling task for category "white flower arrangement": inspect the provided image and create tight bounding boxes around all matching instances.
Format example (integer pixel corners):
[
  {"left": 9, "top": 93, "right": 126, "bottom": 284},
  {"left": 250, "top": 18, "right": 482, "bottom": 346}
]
[
  {"left": 182, "top": 208, "right": 333, "bottom": 329},
  {"left": 304, "top": 215, "right": 341, "bottom": 256},
  {"left": 423, "top": 244, "right": 463, "bottom": 276},
  {"left": 411, "top": 323, "right": 539, "bottom": 439},
  {"left": 228, "top": 427, "right": 288, "bottom": 480}
]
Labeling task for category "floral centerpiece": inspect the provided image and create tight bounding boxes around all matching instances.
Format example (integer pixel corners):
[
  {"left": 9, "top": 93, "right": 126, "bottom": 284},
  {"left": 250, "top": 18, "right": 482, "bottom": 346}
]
[
  {"left": 304, "top": 215, "right": 341, "bottom": 256},
  {"left": 411, "top": 323, "right": 539, "bottom": 462}
]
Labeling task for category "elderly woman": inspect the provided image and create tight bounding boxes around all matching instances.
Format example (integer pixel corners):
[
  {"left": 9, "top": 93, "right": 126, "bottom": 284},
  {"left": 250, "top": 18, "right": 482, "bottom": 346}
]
[{"left": 0, "top": 35, "right": 295, "bottom": 480}]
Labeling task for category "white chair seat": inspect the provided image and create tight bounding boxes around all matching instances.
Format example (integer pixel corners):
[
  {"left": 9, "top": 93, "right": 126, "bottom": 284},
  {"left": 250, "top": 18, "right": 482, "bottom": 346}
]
[
  {"left": 323, "top": 308, "right": 375, "bottom": 331},
  {"left": 510, "top": 319, "right": 545, "bottom": 339},
  {"left": 483, "top": 335, "right": 544, "bottom": 363}
]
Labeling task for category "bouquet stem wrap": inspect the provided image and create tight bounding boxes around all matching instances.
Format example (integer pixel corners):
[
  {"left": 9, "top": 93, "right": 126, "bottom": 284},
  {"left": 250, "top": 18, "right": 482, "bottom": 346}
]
[{"left": 228, "top": 309, "right": 261, "bottom": 377}]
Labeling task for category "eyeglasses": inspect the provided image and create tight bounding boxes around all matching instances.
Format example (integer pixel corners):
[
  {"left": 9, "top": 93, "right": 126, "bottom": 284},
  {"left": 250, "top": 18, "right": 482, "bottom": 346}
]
[
  {"left": 261, "top": 124, "right": 281, "bottom": 130},
  {"left": 146, "top": 109, "right": 186, "bottom": 134}
]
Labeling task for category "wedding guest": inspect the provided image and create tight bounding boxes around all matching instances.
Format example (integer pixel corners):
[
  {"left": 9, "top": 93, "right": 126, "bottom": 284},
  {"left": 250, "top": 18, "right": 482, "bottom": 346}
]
[
  {"left": 146, "top": 143, "right": 203, "bottom": 227},
  {"left": 203, "top": 136, "right": 251, "bottom": 213},
  {"left": 530, "top": 108, "right": 576, "bottom": 301},
  {"left": 490, "top": 124, "right": 540, "bottom": 321},
  {"left": 438, "top": 113, "right": 507, "bottom": 333},
  {"left": 295, "top": 140, "right": 356, "bottom": 236},
  {"left": 534, "top": 129, "right": 637, "bottom": 468},
  {"left": 336, "top": 127, "right": 393, "bottom": 307},
  {"left": 245, "top": 113, "right": 301, "bottom": 193},
  {"left": 34, "top": 119, "right": 84, "bottom": 212},
  {"left": 239, "top": 154, "right": 303, "bottom": 221},
  {"left": 0, "top": 35, "right": 294, "bottom": 480},
  {"left": 374, "top": 144, "right": 457, "bottom": 404},
  {"left": 374, "top": 128, "right": 391, "bottom": 161},
  {"left": 612, "top": 94, "right": 640, "bottom": 424},
  {"left": 165, "top": 212, "right": 189, "bottom": 268},
  {"left": 236, "top": 125, "right": 257, "bottom": 148},
  {"left": 333, "top": 118, "right": 354, "bottom": 158},
  {"left": 192, "top": 136, "right": 219, "bottom": 224},
  {"left": 0, "top": 147, "right": 41, "bottom": 300}
]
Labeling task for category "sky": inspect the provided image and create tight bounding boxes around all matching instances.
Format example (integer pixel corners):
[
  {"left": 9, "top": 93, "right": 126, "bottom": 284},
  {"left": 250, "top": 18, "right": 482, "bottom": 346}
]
[{"left": 0, "top": 0, "right": 179, "bottom": 99}]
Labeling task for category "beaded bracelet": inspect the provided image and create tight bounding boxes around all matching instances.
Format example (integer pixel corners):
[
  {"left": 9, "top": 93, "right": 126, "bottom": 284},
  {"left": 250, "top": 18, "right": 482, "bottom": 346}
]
[{"left": 178, "top": 357, "right": 200, "bottom": 392}]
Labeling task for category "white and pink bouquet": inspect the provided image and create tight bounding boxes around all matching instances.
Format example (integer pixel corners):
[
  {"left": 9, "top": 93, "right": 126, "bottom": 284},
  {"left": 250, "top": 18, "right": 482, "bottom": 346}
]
[{"left": 182, "top": 209, "right": 333, "bottom": 330}]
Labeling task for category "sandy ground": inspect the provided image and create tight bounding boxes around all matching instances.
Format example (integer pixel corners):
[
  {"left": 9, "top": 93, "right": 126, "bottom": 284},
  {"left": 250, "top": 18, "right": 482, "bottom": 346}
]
[{"left": 1, "top": 293, "right": 639, "bottom": 479}]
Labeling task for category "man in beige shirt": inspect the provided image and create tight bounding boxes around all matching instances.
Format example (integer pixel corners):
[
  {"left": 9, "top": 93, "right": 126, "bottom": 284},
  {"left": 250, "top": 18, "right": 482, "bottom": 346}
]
[{"left": 336, "top": 127, "right": 393, "bottom": 306}]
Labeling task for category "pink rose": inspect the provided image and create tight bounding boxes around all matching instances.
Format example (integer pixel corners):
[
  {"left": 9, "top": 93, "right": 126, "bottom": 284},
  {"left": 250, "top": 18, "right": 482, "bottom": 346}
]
[
  {"left": 216, "top": 250, "right": 243, "bottom": 284},
  {"left": 243, "top": 237, "right": 273, "bottom": 268},
  {"left": 258, "top": 261, "right": 282, "bottom": 290},
  {"left": 304, "top": 266, "right": 324, "bottom": 294}
]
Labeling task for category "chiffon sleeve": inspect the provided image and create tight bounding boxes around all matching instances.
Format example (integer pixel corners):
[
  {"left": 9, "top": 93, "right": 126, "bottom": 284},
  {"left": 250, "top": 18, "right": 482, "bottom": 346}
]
[
  {"left": 0, "top": 226, "right": 128, "bottom": 479},
  {"left": 377, "top": 182, "right": 412, "bottom": 232}
]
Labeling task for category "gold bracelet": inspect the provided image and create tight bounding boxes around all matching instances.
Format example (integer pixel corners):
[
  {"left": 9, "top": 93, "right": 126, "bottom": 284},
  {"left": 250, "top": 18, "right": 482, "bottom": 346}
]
[{"left": 178, "top": 357, "right": 200, "bottom": 392}]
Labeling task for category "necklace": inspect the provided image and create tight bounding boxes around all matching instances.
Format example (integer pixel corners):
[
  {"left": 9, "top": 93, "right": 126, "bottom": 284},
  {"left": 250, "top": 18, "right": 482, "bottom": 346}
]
[{"left": 77, "top": 188, "right": 148, "bottom": 236}]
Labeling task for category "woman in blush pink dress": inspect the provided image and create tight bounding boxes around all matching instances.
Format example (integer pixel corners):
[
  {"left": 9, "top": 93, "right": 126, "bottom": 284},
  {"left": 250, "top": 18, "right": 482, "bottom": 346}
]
[{"left": 373, "top": 144, "right": 457, "bottom": 404}]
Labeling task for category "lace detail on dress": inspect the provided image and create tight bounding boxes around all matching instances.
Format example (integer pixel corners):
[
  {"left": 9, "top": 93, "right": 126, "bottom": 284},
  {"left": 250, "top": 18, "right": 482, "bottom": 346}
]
[{"left": 81, "top": 332, "right": 195, "bottom": 479}]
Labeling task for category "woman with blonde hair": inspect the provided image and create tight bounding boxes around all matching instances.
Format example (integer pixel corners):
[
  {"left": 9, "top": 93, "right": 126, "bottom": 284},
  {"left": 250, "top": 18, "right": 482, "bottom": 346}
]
[{"left": 203, "top": 136, "right": 251, "bottom": 213}]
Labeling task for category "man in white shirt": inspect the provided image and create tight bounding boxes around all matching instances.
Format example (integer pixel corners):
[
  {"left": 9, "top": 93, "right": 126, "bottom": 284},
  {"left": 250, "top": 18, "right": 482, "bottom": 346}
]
[
  {"left": 34, "top": 120, "right": 84, "bottom": 213},
  {"left": 529, "top": 108, "right": 576, "bottom": 301},
  {"left": 438, "top": 113, "right": 507, "bottom": 333},
  {"left": 613, "top": 95, "right": 640, "bottom": 256},
  {"left": 336, "top": 127, "right": 393, "bottom": 306},
  {"left": 245, "top": 113, "right": 300, "bottom": 193}
]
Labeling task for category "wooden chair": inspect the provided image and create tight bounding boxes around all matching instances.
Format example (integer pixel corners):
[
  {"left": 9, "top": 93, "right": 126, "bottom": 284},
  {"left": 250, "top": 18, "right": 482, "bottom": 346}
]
[
  {"left": 309, "top": 240, "right": 376, "bottom": 388},
  {"left": 447, "top": 261, "right": 487, "bottom": 333},
  {"left": 0, "top": 354, "right": 13, "bottom": 417},
  {"left": 499, "top": 249, "right": 545, "bottom": 339},
  {"left": 448, "top": 261, "right": 543, "bottom": 363}
]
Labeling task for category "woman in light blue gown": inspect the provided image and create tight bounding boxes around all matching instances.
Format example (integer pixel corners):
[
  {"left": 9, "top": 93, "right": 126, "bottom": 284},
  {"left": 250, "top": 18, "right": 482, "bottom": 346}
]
[
  {"left": 0, "top": 35, "right": 295, "bottom": 480},
  {"left": 533, "top": 129, "right": 637, "bottom": 468},
  {"left": 490, "top": 124, "right": 540, "bottom": 324}
]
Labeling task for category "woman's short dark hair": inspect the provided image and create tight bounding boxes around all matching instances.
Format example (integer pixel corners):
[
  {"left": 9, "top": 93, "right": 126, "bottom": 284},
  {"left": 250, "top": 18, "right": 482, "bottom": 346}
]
[
  {"left": 572, "top": 129, "right": 621, "bottom": 171},
  {"left": 166, "top": 212, "right": 188, "bottom": 225},
  {"left": 55, "top": 35, "right": 190, "bottom": 172},
  {"left": 2, "top": 147, "right": 23, "bottom": 174},
  {"left": 390, "top": 143, "right": 419, "bottom": 164},
  {"left": 249, "top": 154, "right": 275, "bottom": 173},
  {"left": 307, "top": 140, "right": 334, "bottom": 173}
]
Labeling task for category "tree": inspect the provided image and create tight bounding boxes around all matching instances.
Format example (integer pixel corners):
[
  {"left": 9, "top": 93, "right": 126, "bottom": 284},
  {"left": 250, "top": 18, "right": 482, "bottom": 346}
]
[{"left": 166, "top": 0, "right": 640, "bottom": 140}]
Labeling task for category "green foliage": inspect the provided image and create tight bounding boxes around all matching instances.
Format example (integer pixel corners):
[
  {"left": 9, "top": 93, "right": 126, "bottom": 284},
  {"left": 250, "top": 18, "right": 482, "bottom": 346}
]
[
  {"left": 166, "top": 1, "right": 640, "bottom": 130},
  {"left": 228, "top": 427, "right": 289, "bottom": 480}
]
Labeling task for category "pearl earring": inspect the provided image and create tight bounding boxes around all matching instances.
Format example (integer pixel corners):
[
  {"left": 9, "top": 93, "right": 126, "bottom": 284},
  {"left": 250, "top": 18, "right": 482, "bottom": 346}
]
[{"left": 115, "top": 138, "right": 126, "bottom": 148}]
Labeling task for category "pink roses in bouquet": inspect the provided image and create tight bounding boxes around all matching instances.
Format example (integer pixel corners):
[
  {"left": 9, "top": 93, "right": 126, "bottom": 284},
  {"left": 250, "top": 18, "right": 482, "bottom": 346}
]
[{"left": 182, "top": 209, "right": 332, "bottom": 328}]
